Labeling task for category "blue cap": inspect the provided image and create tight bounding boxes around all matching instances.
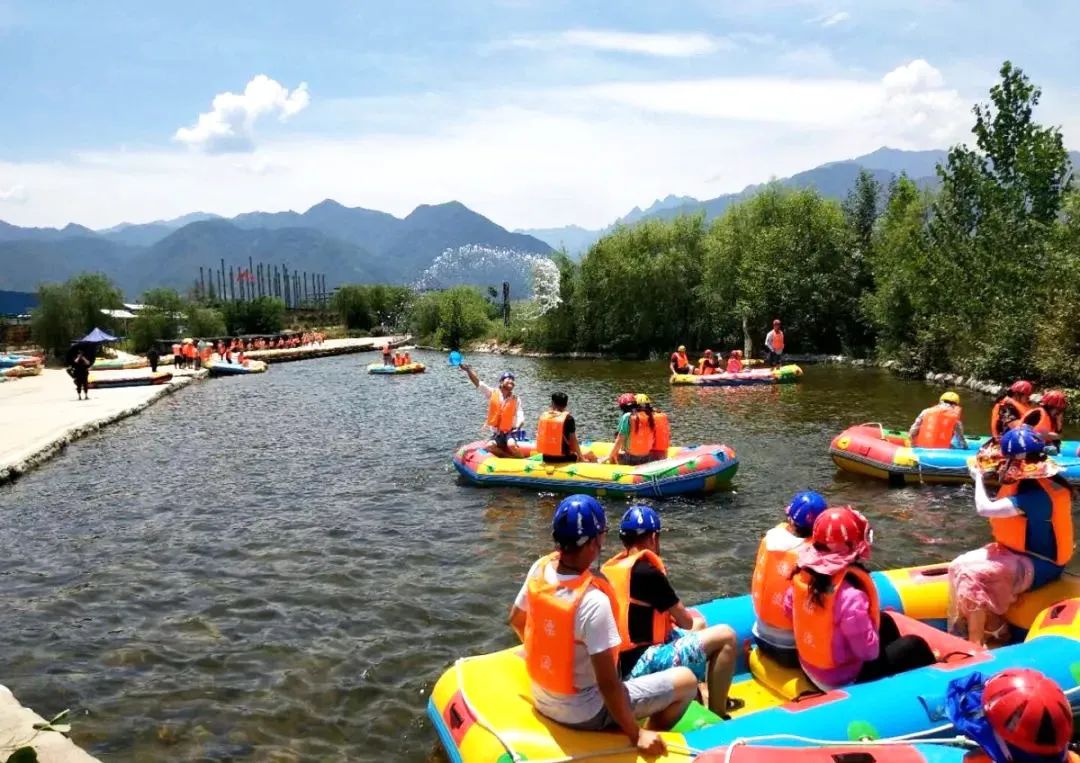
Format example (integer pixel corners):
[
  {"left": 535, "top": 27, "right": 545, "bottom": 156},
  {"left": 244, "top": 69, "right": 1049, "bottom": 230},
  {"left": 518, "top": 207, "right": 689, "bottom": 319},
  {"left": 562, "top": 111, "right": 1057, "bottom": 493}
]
[
  {"left": 499, "top": 371, "right": 515, "bottom": 382},
  {"left": 785, "top": 491, "right": 828, "bottom": 533},
  {"left": 1001, "top": 427, "right": 1045, "bottom": 457},
  {"left": 552, "top": 495, "right": 606, "bottom": 547},
  {"left": 619, "top": 504, "right": 661, "bottom": 536}
]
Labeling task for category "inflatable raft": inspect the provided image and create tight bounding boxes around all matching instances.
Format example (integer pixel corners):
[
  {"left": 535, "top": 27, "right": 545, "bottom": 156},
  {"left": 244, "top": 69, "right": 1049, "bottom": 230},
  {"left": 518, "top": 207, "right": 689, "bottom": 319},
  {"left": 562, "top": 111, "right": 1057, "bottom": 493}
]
[
  {"left": 1, "top": 364, "right": 42, "bottom": 378},
  {"left": 830, "top": 423, "right": 1080, "bottom": 486},
  {"left": 453, "top": 441, "right": 738, "bottom": 497},
  {"left": 429, "top": 564, "right": 1080, "bottom": 763},
  {"left": 92, "top": 357, "right": 148, "bottom": 371},
  {"left": 87, "top": 371, "right": 173, "bottom": 389},
  {"left": 0, "top": 354, "right": 43, "bottom": 369},
  {"left": 368, "top": 362, "right": 425, "bottom": 375},
  {"left": 671, "top": 364, "right": 803, "bottom": 386},
  {"left": 205, "top": 359, "right": 268, "bottom": 377},
  {"left": 697, "top": 742, "right": 986, "bottom": 762}
]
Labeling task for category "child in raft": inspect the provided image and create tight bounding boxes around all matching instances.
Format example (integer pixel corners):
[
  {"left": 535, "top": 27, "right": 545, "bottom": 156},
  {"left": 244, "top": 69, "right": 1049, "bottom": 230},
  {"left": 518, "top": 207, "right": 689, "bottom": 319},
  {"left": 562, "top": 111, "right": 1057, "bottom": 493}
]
[
  {"left": 949, "top": 427, "right": 1073, "bottom": 646},
  {"left": 725, "top": 350, "right": 743, "bottom": 373},
  {"left": 750, "top": 491, "right": 828, "bottom": 667},
  {"left": 785, "top": 507, "right": 936, "bottom": 689}
]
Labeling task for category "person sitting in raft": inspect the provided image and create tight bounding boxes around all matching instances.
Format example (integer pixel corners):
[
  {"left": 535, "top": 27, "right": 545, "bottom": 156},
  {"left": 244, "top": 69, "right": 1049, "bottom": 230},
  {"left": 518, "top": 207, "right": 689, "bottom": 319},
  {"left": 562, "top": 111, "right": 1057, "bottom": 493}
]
[
  {"left": 461, "top": 364, "right": 524, "bottom": 458},
  {"left": 764, "top": 319, "right": 784, "bottom": 368},
  {"left": 602, "top": 504, "right": 740, "bottom": 718},
  {"left": 991, "top": 380, "right": 1034, "bottom": 440},
  {"left": 946, "top": 668, "right": 1076, "bottom": 763},
  {"left": 785, "top": 507, "right": 935, "bottom": 690},
  {"left": 725, "top": 350, "right": 743, "bottom": 374},
  {"left": 948, "top": 428, "right": 1073, "bottom": 646},
  {"left": 536, "top": 391, "right": 597, "bottom": 464},
  {"left": 509, "top": 495, "right": 698, "bottom": 757},
  {"left": 750, "top": 491, "right": 828, "bottom": 668},
  {"left": 1022, "top": 390, "right": 1067, "bottom": 449},
  {"left": 669, "top": 345, "right": 692, "bottom": 376},
  {"left": 603, "top": 394, "right": 667, "bottom": 466},
  {"left": 696, "top": 349, "right": 720, "bottom": 376},
  {"left": 909, "top": 391, "right": 966, "bottom": 449}
]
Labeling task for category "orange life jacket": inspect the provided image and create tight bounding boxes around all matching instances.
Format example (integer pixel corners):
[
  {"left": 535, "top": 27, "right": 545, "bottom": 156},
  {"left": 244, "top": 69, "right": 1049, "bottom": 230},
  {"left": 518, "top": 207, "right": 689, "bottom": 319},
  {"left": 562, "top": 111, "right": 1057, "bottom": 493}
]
[
  {"left": 726, "top": 359, "right": 742, "bottom": 373},
  {"left": 536, "top": 410, "right": 568, "bottom": 456},
  {"left": 912, "top": 404, "right": 962, "bottom": 448},
  {"left": 1023, "top": 406, "right": 1059, "bottom": 437},
  {"left": 791, "top": 566, "right": 879, "bottom": 672},
  {"left": 768, "top": 330, "right": 785, "bottom": 353},
  {"left": 200, "top": 346, "right": 212, "bottom": 361},
  {"left": 486, "top": 391, "right": 519, "bottom": 433},
  {"left": 992, "top": 478, "right": 1074, "bottom": 566},
  {"left": 524, "top": 552, "right": 618, "bottom": 694},
  {"left": 698, "top": 358, "right": 717, "bottom": 375},
  {"left": 751, "top": 524, "right": 804, "bottom": 632},
  {"left": 627, "top": 411, "right": 655, "bottom": 456},
  {"left": 990, "top": 397, "right": 1030, "bottom": 438},
  {"left": 671, "top": 351, "right": 689, "bottom": 371},
  {"left": 601, "top": 548, "right": 674, "bottom": 654},
  {"left": 650, "top": 412, "right": 671, "bottom": 453}
]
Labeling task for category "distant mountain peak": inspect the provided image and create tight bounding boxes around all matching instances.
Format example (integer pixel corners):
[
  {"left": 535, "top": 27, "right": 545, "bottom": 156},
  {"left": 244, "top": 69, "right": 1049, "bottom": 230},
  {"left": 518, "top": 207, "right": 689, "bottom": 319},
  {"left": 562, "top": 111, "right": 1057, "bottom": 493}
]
[{"left": 307, "top": 198, "right": 346, "bottom": 212}]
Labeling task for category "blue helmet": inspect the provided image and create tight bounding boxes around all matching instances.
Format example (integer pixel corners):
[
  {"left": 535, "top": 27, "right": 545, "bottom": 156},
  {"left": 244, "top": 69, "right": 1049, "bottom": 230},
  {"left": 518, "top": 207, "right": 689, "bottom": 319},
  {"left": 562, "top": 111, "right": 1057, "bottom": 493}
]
[
  {"left": 1001, "top": 427, "right": 1045, "bottom": 457},
  {"left": 552, "top": 495, "right": 606, "bottom": 547},
  {"left": 786, "top": 491, "right": 828, "bottom": 533},
  {"left": 619, "top": 504, "right": 662, "bottom": 536}
]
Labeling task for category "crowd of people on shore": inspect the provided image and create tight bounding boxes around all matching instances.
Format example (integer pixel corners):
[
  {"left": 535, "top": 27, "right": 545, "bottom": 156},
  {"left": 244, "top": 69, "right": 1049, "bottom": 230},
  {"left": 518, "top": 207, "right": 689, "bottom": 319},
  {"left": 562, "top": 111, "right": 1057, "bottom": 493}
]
[
  {"left": 668, "top": 318, "right": 785, "bottom": 376},
  {"left": 165, "top": 333, "right": 326, "bottom": 371}
]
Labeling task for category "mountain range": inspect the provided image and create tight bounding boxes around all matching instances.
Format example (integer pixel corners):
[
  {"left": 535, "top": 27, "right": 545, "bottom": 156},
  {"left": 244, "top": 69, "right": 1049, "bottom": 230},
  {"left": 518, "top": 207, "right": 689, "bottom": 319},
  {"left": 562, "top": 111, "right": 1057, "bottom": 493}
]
[
  {"left": 0, "top": 200, "right": 552, "bottom": 297},
  {"left": 3, "top": 146, "right": 1076, "bottom": 297}
]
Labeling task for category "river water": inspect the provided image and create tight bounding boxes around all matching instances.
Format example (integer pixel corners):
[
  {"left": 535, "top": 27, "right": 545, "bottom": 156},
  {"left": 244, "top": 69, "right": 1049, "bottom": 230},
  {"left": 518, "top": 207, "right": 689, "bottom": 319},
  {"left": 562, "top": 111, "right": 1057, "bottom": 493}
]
[{"left": 0, "top": 352, "right": 1073, "bottom": 761}]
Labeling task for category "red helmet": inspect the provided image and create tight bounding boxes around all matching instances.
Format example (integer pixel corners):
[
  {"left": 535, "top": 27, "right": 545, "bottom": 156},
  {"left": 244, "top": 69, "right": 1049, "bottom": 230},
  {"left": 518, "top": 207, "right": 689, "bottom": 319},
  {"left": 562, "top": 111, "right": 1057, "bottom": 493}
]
[
  {"left": 1010, "top": 380, "right": 1034, "bottom": 397},
  {"left": 1042, "top": 390, "right": 1068, "bottom": 410},
  {"left": 983, "top": 669, "right": 1072, "bottom": 757},
  {"left": 811, "top": 506, "right": 872, "bottom": 555},
  {"left": 616, "top": 393, "right": 636, "bottom": 408}
]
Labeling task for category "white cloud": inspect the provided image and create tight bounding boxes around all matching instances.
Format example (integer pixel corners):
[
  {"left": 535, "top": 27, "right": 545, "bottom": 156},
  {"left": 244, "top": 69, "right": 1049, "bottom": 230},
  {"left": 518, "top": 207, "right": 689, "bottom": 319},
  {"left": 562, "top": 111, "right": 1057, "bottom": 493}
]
[
  {"left": 0, "top": 183, "right": 27, "bottom": 203},
  {"left": 0, "top": 60, "right": 1044, "bottom": 232},
  {"left": 503, "top": 29, "right": 731, "bottom": 57},
  {"left": 818, "top": 11, "right": 851, "bottom": 27},
  {"left": 174, "top": 75, "right": 310, "bottom": 154}
]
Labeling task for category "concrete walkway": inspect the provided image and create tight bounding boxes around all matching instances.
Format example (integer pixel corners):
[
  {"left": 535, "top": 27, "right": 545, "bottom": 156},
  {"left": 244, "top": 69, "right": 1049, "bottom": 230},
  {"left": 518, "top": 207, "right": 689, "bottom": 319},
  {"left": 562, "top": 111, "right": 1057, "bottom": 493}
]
[{"left": 0, "top": 366, "right": 204, "bottom": 485}]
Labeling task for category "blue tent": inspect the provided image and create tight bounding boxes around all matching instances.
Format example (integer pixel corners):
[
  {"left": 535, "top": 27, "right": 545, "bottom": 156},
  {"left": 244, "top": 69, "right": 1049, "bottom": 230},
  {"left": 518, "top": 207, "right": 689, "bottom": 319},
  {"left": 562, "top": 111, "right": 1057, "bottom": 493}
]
[{"left": 78, "top": 327, "right": 118, "bottom": 343}]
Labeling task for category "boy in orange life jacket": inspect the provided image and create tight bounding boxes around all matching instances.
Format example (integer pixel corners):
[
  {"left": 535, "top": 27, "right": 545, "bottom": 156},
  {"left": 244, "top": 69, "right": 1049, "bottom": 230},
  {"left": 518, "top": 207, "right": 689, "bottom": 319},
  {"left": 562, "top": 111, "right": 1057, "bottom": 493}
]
[
  {"left": 461, "top": 364, "right": 524, "bottom": 458},
  {"left": 603, "top": 505, "right": 740, "bottom": 718},
  {"left": 725, "top": 350, "right": 743, "bottom": 373},
  {"left": 750, "top": 491, "right": 828, "bottom": 668},
  {"left": 949, "top": 428, "right": 1074, "bottom": 646},
  {"left": 669, "top": 345, "right": 691, "bottom": 375},
  {"left": 909, "top": 391, "right": 966, "bottom": 449},
  {"left": 536, "top": 392, "right": 597, "bottom": 464},
  {"left": 508, "top": 495, "right": 698, "bottom": 757},
  {"left": 696, "top": 349, "right": 719, "bottom": 376},
  {"left": 990, "top": 380, "right": 1033, "bottom": 440}
]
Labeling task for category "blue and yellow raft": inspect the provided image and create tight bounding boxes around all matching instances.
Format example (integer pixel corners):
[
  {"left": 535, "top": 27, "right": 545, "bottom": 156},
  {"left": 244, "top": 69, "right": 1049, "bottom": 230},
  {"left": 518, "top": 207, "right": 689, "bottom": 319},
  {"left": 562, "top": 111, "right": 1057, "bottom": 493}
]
[{"left": 428, "top": 564, "right": 1080, "bottom": 762}]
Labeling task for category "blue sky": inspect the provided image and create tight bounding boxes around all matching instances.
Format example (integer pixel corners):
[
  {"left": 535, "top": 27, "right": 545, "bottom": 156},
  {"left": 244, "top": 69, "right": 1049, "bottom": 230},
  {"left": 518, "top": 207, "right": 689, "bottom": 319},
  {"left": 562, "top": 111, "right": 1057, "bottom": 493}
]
[{"left": 1, "top": 0, "right": 1078, "bottom": 229}]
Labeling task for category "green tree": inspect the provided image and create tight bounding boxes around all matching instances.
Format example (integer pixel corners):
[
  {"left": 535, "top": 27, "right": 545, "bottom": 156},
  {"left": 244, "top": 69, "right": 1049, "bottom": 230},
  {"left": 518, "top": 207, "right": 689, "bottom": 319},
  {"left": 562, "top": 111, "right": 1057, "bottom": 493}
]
[
  {"left": 332, "top": 285, "right": 374, "bottom": 330},
  {"left": 186, "top": 306, "right": 227, "bottom": 338},
  {"left": 928, "top": 61, "right": 1071, "bottom": 379},
  {"left": 222, "top": 297, "right": 286, "bottom": 334},
  {"left": 69, "top": 273, "right": 122, "bottom": 336},
  {"left": 31, "top": 283, "right": 77, "bottom": 358},
  {"left": 408, "top": 287, "right": 491, "bottom": 347}
]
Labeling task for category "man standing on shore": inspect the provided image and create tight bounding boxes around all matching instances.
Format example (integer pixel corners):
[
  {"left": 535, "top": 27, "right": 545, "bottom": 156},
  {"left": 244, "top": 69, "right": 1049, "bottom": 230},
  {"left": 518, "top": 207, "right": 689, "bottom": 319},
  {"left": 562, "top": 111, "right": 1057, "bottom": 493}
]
[
  {"left": 764, "top": 319, "right": 785, "bottom": 367},
  {"left": 71, "top": 349, "right": 91, "bottom": 401}
]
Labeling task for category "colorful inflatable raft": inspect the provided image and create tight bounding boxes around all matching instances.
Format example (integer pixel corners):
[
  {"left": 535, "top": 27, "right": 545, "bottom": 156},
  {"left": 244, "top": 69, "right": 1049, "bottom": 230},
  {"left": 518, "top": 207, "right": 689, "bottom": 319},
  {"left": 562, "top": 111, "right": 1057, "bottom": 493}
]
[
  {"left": 205, "top": 359, "right": 268, "bottom": 377},
  {"left": 1, "top": 364, "right": 42, "bottom": 378},
  {"left": 92, "top": 357, "right": 148, "bottom": 371},
  {"left": 671, "top": 364, "right": 803, "bottom": 386},
  {"left": 452, "top": 441, "right": 738, "bottom": 497},
  {"left": 87, "top": 371, "right": 173, "bottom": 389},
  {"left": 0, "top": 354, "right": 43, "bottom": 369},
  {"left": 429, "top": 564, "right": 1080, "bottom": 763},
  {"left": 367, "top": 362, "right": 426, "bottom": 375},
  {"left": 697, "top": 742, "right": 991, "bottom": 762},
  {"left": 830, "top": 423, "right": 1080, "bottom": 486}
]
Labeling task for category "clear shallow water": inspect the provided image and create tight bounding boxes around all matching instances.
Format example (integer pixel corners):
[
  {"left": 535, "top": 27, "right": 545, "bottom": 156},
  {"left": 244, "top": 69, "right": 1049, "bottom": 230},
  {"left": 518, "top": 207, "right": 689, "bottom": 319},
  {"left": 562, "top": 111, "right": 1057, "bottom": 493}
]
[{"left": 1, "top": 352, "right": 1073, "bottom": 760}]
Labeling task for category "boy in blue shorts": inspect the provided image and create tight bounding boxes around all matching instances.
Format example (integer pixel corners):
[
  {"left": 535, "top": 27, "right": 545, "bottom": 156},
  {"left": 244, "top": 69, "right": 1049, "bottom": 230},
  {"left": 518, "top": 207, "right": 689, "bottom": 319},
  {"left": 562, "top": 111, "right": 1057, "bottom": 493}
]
[{"left": 602, "top": 505, "right": 741, "bottom": 718}]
